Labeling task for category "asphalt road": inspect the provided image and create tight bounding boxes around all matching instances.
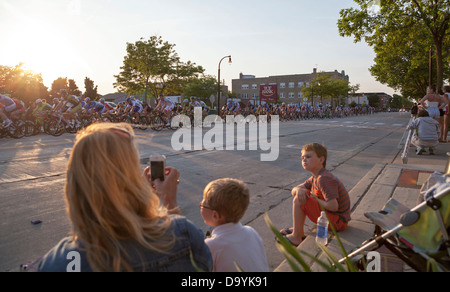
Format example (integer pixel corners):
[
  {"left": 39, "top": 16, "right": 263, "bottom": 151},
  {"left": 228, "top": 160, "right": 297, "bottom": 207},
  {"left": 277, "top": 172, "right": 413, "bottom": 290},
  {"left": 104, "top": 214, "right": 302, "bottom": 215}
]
[{"left": 0, "top": 112, "right": 411, "bottom": 271}]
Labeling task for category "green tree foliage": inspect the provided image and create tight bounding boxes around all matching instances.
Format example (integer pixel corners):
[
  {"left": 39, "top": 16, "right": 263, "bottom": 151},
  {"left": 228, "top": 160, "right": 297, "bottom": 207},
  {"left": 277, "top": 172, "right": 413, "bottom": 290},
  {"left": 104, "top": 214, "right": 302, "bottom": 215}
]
[
  {"left": 0, "top": 63, "right": 48, "bottom": 104},
  {"left": 338, "top": 0, "right": 450, "bottom": 96},
  {"left": 68, "top": 79, "right": 82, "bottom": 96},
  {"left": 301, "top": 72, "right": 355, "bottom": 106},
  {"left": 390, "top": 93, "right": 409, "bottom": 108},
  {"left": 49, "top": 77, "right": 68, "bottom": 99},
  {"left": 84, "top": 77, "right": 99, "bottom": 99},
  {"left": 182, "top": 75, "right": 218, "bottom": 104},
  {"left": 114, "top": 35, "right": 205, "bottom": 103}
]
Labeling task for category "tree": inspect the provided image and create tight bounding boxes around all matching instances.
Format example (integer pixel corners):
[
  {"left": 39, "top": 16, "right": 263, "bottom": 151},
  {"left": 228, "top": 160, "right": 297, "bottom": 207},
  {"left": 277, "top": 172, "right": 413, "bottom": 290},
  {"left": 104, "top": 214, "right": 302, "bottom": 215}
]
[
  {"left": 84, "top": 77, "right": 99, "bottom": 99},
  {"left": 68, "top": 79, "right": 82, "bottom": 96},
  {"left": 338, "top": 0, "right": 450, "bottom": 91},
  {"left": 50, "top": 77, "right": 68, "bottom": 99},
  {"left": 301, "top": 72, "right": 354, "bottom": 106},
  {"left": 368, "top": 93, "right": 381, "bottom": 108},
  {"left": 114, "top": 35, "right": 205, "bottom": 103},
  {"left": 0, "top": 63, "right": 48, "bottom": 104},
  {"left": 368, "top": 23, "right": 436, "bottom": 99},
  {"left": 182, "top": 75, "right": 218, "bottom": 104}
]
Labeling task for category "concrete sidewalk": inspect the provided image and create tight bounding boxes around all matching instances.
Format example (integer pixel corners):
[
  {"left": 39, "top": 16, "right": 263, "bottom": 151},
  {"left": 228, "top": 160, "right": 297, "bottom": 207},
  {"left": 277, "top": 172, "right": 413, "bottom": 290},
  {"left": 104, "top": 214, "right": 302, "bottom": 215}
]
[{"left": 270, "top": 142, "right": 449, "bottom": 272}]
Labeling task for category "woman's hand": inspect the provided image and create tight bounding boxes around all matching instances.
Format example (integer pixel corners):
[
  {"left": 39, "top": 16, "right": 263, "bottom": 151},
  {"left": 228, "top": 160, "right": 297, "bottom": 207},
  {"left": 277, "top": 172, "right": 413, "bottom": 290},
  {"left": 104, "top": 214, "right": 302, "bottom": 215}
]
[{"left": 144, "top": 166, "right": 181, "bottom": 215}]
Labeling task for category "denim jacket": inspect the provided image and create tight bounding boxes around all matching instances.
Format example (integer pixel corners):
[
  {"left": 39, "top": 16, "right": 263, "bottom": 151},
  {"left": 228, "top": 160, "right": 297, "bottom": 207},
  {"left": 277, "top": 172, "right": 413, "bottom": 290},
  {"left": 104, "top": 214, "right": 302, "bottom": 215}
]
[{"left": 37, "top": 216, "right": 212, "bottom": 272}]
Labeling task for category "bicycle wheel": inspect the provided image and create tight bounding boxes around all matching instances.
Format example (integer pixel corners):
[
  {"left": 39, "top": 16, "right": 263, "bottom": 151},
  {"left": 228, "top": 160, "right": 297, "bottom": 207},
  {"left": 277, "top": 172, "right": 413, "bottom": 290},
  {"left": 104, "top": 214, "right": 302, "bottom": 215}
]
[
  {"left": 8, "top": 121, "right": 25, "bottom": 139},
  {"left": 0, "top": 128, "right": 6, "bottom": 138},
  {"left": 23, "top": 120, "right": 37, "bottom": 137},
  {"left": 45, "top": 118, "right": 65, "bottom": 136},
  {"left": 137, "top": 116, "right": 149, "bottom": 131},
  {"left": 150, "top": 115, "right": 164, "bottom": 131}
]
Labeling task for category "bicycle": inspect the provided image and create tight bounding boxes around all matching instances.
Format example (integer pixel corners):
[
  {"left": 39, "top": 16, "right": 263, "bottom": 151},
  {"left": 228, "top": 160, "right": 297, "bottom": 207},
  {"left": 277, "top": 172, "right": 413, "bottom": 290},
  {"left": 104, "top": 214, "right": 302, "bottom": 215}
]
[
  {"left": 0, "top": 119, "right": 25, "bottom": 139},
  {"left": 149, "top": 111, "right": 179, "bottom": 131}
]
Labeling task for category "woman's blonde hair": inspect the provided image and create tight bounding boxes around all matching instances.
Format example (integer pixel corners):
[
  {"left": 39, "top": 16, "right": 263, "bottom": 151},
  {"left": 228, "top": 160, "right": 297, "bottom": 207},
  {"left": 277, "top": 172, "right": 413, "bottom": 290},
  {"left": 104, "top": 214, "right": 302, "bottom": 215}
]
[{"left": 65, "top": 123, "right": 174, "bottom": 272}]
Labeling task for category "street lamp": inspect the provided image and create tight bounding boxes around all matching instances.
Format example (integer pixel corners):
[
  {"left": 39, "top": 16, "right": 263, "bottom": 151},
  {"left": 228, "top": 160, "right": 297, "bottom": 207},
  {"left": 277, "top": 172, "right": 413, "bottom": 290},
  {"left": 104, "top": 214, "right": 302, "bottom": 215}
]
[{"left": 218, "top": 55, "right": 232, "bottom": 116}]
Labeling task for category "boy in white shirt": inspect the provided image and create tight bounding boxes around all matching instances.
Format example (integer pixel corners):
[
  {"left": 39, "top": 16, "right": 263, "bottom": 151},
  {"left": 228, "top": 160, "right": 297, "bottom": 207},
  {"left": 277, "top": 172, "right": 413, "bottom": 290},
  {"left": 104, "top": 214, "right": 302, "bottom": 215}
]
[{"left": 200, "top": 178, "right": 269, "bottom": 272}]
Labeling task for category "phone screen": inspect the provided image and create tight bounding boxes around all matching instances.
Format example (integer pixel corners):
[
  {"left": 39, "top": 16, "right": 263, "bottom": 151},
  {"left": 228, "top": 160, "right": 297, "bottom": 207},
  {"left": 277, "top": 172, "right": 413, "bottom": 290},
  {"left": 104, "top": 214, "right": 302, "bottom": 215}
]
[{"left": 150, "top": 159, "right": 165, "bottom": 181}]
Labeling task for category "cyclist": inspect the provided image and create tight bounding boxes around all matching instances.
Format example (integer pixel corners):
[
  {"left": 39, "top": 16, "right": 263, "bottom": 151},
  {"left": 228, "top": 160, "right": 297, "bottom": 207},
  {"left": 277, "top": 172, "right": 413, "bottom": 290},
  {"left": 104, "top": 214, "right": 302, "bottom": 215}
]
[
  {"left": 33, "top": 99, "right": 53, "bottom": 116},
  {"left": 0, "top": 94, "right": 16, "bottom": 127},
  {"left": 57, "top": 91, "right": 83, "bottom": 128},
  {"left": 99, "top": 98, "right": 115, "bottom": 120},
  {"left": 9, "top": 98, "right": 26, "bottom": 120},
  {"left": 86, "top": 99, "right": 105, "bottom": 120},
  {"left": 125, "top": 97, "right": 144, "bottom": 119},
  {"left": 189, "top": 96, "right": 201, "bottom": 109},
  {"left": 155, "top": 94, "right": 174, "bottom": 125}
]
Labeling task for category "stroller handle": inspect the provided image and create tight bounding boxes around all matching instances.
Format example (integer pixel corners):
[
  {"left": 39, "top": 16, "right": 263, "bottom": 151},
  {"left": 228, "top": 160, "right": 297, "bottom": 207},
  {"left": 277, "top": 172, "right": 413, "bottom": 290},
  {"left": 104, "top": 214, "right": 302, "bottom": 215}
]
[{"left": 339, "top": 185, "right": 450, "bottom": 268}]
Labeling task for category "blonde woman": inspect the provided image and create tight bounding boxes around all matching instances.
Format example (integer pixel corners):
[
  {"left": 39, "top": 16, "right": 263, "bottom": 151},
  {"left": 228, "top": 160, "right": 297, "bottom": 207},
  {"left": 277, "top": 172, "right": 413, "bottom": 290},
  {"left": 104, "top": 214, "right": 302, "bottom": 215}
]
[
  {"left": 420, "top": 85, "right": 448, "bottom": 142},
  {"left": 38, "top": 123, "right": 212, "bottom": 272}
]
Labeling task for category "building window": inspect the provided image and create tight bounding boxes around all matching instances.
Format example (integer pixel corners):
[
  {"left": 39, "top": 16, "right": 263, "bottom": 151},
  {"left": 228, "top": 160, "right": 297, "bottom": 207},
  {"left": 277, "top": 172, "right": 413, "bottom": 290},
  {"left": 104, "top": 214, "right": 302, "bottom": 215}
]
[
  {"left": 298, "top": 92, "right": 303, "bottom": 98},
  {"left": 241, "top": 93, "right": 249, "bottom": 99},
  {"left": 289, "top": 82, "right": 295, "bottom": 88},
  {"left": 242, "top": 84, "right": 249, "bottom": 90},
  {"left": 280, "top": 83, "right": 286, "bottom": 88},
  {"left": 288, "top": 92, "right": 295, "bottom": 98},
  {"left": 298, "top": 82, "right": 304, "bottom": 88},
  {"left": 252, "top": 84, "right": 257, "bottom": 90},
  {"left": 280, "top": 92, "right": 285, "bottom": 99},
  {"left": 252, "top": 93, "right": 258, "bottom": 99}
]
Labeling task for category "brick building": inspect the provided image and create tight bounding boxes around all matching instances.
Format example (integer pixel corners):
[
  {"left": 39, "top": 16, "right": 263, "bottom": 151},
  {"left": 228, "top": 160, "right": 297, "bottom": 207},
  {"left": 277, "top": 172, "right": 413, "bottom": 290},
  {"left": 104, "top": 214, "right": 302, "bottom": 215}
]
[{"left": 231, "top": 68, "right": 349, "bottom": 105}]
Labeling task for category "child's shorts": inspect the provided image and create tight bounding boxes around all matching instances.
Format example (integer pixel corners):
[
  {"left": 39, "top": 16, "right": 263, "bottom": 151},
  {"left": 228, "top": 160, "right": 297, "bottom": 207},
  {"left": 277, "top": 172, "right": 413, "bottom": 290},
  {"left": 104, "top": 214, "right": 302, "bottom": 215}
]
[{"left": 300, "top": 196, "right": 348, "bottom": 232}]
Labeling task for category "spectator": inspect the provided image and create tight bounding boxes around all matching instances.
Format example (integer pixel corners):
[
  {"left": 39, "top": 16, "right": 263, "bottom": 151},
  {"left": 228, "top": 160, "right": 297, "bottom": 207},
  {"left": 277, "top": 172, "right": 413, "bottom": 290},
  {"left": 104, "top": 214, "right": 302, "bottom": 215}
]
[
  {"left": 420, "top": 85, "right": 448, "bottom": 142},
  {"left": 201, "top": 178, "right": 269, "bottom": 272},
  {"left": 441, "top": 85, "right": 450, "bottom": 143},
  {"left": 280, "top": 143, "right": 351, "bottom": 247},
  {"left": 410, "top": 102, "right": 418, "bottom": 118},
  {"left": 38, "top": 123, "right": 212, "bottom": 272},
  {"left": 408, "top": 109, "right": 440, "bottom": 155}
]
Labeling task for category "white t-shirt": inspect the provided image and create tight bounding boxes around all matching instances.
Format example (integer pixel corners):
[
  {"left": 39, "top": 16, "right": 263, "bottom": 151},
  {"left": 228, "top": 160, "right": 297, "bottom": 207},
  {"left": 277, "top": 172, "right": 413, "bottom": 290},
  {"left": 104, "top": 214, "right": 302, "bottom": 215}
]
[{"left": 205, "top": 222, "right": 269, "bottom": 272}]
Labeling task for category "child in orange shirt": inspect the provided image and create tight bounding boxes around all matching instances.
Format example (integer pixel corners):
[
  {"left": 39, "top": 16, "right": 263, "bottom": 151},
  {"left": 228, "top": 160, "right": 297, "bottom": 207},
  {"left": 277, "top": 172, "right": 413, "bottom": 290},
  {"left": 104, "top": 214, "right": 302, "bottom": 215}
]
[{"left": 281, "top": 143, "right": 351, "bottom": 246}]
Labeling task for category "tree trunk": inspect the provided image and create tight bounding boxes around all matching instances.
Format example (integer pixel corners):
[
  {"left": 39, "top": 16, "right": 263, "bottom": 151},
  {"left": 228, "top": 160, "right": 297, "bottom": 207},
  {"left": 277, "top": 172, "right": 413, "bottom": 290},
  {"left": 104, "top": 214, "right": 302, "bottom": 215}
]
[{"left": 434, "top": 38, "right": 444, "bottom": 90}]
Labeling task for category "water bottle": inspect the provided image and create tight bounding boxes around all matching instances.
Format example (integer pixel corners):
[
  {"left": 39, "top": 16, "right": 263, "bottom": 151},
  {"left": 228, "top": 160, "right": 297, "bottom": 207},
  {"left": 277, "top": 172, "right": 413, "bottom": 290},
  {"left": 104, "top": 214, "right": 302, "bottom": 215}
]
[{"left": 316, "top": 211, "right": 329, "bottom": 245}]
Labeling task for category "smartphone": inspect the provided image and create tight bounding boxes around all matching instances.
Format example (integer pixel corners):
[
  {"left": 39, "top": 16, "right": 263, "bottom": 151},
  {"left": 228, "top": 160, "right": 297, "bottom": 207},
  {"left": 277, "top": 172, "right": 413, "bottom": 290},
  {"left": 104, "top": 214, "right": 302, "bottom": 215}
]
[{"left": 149, "top": 155, "right": 166, "bottom": 181}]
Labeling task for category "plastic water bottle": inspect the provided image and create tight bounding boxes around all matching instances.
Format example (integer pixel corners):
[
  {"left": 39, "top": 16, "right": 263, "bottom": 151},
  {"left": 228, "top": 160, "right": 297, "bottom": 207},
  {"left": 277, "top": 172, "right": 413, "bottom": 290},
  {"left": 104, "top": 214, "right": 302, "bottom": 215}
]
[{"left": 316, "top": 211, "right": 329, "bottom": 245}]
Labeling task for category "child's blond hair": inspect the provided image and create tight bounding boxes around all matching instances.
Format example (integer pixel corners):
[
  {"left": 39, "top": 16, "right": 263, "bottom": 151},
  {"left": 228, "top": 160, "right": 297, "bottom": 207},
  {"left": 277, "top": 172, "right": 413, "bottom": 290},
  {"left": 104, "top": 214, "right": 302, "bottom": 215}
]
[{"left": 203, "top": 178, "right": 250, "bottom": 223}]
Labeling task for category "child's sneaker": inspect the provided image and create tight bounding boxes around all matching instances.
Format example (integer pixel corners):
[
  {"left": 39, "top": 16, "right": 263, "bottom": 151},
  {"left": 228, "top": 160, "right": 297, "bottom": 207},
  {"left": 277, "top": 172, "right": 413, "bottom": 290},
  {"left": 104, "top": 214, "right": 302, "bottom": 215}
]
[{"left": 416, "top": 148, "right": 424, "bottom": 155}]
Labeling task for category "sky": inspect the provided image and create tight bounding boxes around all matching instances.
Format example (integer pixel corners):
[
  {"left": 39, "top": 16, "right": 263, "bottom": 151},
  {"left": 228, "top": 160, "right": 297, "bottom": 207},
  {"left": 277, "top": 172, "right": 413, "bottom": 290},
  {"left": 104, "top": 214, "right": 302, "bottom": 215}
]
[{"left": 0, "top": 0, "right": 396, "bottom": 96}]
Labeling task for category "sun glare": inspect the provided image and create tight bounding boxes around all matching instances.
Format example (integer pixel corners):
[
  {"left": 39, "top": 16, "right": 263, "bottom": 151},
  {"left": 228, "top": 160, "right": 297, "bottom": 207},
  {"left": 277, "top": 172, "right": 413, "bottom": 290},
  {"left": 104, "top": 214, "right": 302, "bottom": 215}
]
[
  {"left": 3, "top": 20, "right": 71, "bottom": 79},
  {"left": 1, "top": 2, "right": 91, "bottom": 88}
]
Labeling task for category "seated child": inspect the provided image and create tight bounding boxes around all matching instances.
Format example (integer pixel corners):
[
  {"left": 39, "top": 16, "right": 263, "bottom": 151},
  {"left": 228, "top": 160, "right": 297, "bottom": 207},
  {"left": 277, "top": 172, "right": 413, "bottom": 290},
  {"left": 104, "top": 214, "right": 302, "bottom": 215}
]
[
  {"left": 407, "top": 109, "right": 440, "bottom": 155},
  {"left": 281, "top": 143, "right": 351, "bottom": 246},
  {"left": 201, "top": 178, "right": 269, "bottom": 272}
]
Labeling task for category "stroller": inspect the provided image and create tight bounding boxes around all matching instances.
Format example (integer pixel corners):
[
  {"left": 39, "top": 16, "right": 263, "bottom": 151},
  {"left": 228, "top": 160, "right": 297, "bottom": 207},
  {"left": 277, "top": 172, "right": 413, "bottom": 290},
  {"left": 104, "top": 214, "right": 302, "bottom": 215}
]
[{"left": 340, "top": 172, "right": 450, "bottom": 272}]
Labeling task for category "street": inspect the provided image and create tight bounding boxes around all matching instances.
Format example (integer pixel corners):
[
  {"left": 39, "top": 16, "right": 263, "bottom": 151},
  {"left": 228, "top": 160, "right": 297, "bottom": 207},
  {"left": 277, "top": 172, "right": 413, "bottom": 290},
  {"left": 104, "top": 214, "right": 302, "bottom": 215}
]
[{"left": 0, "top": 112, "right": 411, "bottom": 271}]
